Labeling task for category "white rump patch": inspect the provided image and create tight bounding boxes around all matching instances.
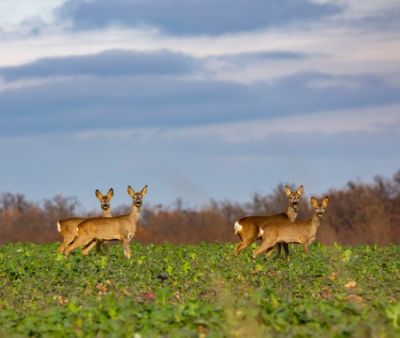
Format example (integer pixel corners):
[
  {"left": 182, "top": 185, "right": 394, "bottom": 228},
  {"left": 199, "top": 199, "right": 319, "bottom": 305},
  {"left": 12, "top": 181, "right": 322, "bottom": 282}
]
[
  {"left": 234, "top": 221, "right": 243, "bottom": 234},
  {"left": 57, "top": 221, "right": 61, "bottom": 233}
]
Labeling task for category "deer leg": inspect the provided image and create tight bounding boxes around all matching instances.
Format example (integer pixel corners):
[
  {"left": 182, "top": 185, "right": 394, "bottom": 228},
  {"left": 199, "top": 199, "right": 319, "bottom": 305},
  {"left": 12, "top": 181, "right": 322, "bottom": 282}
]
[
  {"left": 100, "top": 241, "right": 109, "bottom": 255},
  {"left": 303, "top": 243, "right": 309, "bottom": 255},
  {"left": 266, "top": 246, "right": 275, "bottom": 258},
  {"left": 275, "top": 243, "right": 282, "bottom": 258},
  {"left": 58, "top": 233, "right": 75, "bottom": 254},
  {"left": 81, "top": 240, "right": 97, "bottom": 256},
  {"left": 122, "top": 239, "right": 131, "bottom": 259},
  {"left": 235, "top": 238, "right": 253, "bottom": 256},
  {"left": 95, "top": 240, "right": 104, "bottom": 253},
  {"left": 253, "top": 239, "right": 276, "bottom": 260},
  {"left": 283, "top": 243, "right": 290, "bottom": 258},
  {"left": 58, "top": 240, "right": 69, "bottom": 254},
  {"left": 64, "top": 235, "right": 92, "bottom": 256}
]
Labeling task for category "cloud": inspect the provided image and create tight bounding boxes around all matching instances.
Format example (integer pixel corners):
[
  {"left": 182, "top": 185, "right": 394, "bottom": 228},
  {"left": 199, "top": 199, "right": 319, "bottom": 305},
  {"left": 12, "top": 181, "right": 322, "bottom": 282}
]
[
  {"left": 0, "top": 49, "right": 199, "bottom": 81},
  {"left": 329, "top": 0, "right": 400, "bottom": 32},
  {"left": 1, "top": 63, "right": 399, "bottom": 138},
  {"left": 57, "top": 0, "right": 342, "bottom": 35},
  {"left": 357, "top": 9, "right": 400, "bottom": 32},
  {"left": 74, "top": 103, "right": 400, "bottom": 144},
  {"left": 0, "top": 0, "right": 399, "bottom": 209},
  {"left": 209, "top": 51, "right": 309, "bottom": 64},
  {"left": 0, "top": 0, "right": 65, "bottom": 33}
]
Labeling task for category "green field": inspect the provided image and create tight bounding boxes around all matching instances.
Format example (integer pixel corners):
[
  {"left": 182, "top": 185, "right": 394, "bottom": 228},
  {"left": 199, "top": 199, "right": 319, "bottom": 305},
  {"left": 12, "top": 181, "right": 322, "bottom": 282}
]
[{"left": 0, "top": 242, "right": 399, "bottom": 337}]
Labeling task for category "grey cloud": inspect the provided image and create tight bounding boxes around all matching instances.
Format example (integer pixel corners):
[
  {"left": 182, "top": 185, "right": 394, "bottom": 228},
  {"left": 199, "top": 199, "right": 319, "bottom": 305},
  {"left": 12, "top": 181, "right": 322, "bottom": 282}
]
[
  {"left": 0, "top": 50, "right": 198, "bottom": 81},
  {"left": 1, "top": 70, "right": 399, "bottom": 138},
  {"left": 0, "top": 49, "right": 308, "bottom": 82},
  {"left": 211, "top": 51, "right": 308, "bottom": 63},
  {"left": 341, "top": 7, "right": 400, "bottom": 32},
  {"left": 57, "top": 0, "right": 342, "bottom": 35}
]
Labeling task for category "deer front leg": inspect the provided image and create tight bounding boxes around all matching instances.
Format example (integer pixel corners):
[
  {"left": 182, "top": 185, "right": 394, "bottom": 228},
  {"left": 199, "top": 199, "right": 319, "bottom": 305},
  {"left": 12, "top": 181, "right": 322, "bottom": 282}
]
[
  {"left": 95, "top": 240, "right": 102, "bottom": 253},
  {"left": 303, "top": 243, "right": 310, "bottom": 255},
  {"left": 122, "top": 239, "right": 131, "bottom": 259},
  {"left": 100, "top": 241, "right": 109, "bottom": 255},
  {"left": 95, "top": 240, "right": 109, "bottom": 255},
  {"left": 283, "top": 243, "right": 290, "bottom": 258},
  {"left": 275, "top": 243, "right": 282, "bottom": 258}
]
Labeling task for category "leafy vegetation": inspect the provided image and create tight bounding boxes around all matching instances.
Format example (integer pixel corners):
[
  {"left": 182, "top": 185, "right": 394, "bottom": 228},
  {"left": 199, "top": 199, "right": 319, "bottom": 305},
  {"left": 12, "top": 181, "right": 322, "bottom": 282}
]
[{"left": 0, "top": 242, "right": 399, "bottom": 337}]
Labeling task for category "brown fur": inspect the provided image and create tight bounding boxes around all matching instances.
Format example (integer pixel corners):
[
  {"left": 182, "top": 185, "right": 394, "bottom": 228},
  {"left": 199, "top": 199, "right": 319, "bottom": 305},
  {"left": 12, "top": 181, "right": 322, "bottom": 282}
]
[
  {"left": 57, "top": 188, "right": 113, "bottom": 254},
  {"left": 253, "top": 196, "right": 329, "bottom": 260},
  {"left": 64, "top": 185, "right": 148, "bottom": 259},
  {"left": 234, "top": 185, "right": 304, "bottom": 256}
]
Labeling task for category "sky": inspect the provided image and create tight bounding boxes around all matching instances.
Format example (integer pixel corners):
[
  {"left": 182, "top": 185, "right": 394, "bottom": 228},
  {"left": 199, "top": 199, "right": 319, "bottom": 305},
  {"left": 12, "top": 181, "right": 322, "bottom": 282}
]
[{"left": 0, "top": 0, "right": 400, "bottom": 210}]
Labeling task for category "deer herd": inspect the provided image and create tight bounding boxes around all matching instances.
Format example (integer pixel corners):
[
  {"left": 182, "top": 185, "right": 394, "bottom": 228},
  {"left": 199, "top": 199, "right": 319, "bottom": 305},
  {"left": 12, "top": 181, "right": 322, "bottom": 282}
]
[{"left": 58, "top": 185, "right": 328, "bottom": 261}]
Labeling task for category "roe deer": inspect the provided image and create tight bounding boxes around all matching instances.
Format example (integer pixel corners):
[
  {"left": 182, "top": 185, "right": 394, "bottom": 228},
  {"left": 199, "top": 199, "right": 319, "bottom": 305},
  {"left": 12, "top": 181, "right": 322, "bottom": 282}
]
[
  {"left": 252, "top": 196, "right": 329, "bottom": 260},
  {"left": 64, "top": 185, "right": 148, "bottom": 259},
  {"left": 233, "top": 185, "right": 304, "bottom": 257},
  {"left": 57, "top": 188, "right": 114, "bottom": 254}
]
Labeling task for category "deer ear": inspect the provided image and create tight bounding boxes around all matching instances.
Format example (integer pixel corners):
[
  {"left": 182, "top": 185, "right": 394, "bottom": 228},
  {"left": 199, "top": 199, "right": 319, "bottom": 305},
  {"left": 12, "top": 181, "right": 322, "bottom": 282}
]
[
  {"left": 107, "top": 188, "right": 114, "bottom": 199},
  {"left": 322, "top": 196, "right": 329, "bottom": 208},
  {"left": 127, "top": 186, "right": 135, "bottom": 197},
  {"left": 310, "top": 197, "right": 318, "bottom": 209},
  {"left": 284, "top": 185, "right": 292, "bottom": 196},
  {"left": 296, "top": 185, "right": 304, "bottom": 196},
  {"left": 95, "top": 189, "right": 102, "bottom": 200},
  {"left": 140, "top": 185, "right": 148, "bottom": 196}
]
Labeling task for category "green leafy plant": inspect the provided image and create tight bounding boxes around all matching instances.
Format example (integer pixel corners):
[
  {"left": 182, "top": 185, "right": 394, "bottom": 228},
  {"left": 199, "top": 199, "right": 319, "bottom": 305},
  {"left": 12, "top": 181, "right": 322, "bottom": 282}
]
[{"left": 0, "top": 242, "right": 399, "bottom": 337}]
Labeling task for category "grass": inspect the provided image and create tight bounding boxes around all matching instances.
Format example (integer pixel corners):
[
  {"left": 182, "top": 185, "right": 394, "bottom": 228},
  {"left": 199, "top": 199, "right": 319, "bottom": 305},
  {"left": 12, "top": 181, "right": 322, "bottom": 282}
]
[{"left": 0, "top": 242, "right": 399, "bottom": 337}]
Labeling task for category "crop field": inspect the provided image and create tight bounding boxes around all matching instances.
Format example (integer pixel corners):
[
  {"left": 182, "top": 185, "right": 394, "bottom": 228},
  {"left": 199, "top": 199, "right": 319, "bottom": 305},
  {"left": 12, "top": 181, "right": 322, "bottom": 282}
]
[{"left": 0, "top": 243, "right": 399, "bottom": 337}]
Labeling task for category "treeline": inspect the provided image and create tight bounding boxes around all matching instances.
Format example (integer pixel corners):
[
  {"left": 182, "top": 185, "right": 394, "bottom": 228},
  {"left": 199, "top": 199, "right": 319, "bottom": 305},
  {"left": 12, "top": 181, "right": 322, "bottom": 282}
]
[{"left": 1, "top": 170, "right": 400, "bottom": 245}]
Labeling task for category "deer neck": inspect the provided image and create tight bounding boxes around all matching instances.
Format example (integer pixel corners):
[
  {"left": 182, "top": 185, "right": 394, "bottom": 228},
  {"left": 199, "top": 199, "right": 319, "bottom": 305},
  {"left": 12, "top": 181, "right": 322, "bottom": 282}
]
[
  {"left": 102, "top": 209, "right": 112, "bottom": 218},
  {"left": 310, "top": 214, "right": 321, "bottom": 234},
  {"left": 286, "top": 205, "right": 297, "bottom": 223},
  {"left": 128, "top": 204, "right": 141, "bottom": 224}
]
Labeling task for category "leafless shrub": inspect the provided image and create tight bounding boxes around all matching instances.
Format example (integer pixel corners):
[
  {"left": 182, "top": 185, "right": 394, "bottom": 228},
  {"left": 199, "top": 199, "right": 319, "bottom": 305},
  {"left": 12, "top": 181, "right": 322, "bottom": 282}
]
[{"left": 1, "top": 171, "right": 399, "bottom": 244}]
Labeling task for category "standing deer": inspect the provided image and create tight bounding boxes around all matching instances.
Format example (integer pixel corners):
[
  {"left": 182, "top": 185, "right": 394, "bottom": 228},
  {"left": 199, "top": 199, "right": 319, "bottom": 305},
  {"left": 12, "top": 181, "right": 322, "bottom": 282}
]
[
  {"left": 233, "top": 185, "right": 304, "bottom": 257},
  {"left": 57, "top": 188, "right": 114, "bottom": 254},
  {"left": 64, "top": 185, "right": 148, "bottom": 259},
  {"left": 252, "top": 196, "right": 329, "bottom": 260}
]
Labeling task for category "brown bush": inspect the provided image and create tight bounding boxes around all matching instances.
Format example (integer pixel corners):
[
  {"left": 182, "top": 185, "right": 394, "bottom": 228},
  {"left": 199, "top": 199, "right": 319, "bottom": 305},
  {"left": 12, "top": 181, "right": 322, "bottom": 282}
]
[
  {"left": 0, "top": 193, "right": 82, "bottom": 244},
  {"left": 1, "top": 171, "right": 399, "bottom": 245},
  {"left": 320, "top": 172, "right": 400, "bottom": 245}
]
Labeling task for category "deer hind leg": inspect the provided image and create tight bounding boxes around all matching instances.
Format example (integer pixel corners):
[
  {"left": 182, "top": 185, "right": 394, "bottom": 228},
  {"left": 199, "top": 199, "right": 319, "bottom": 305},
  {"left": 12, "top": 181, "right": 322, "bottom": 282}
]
[
  {"left": 81, "top": 240, "right": 97, "bottom": 256},
  {"left": 303, "top": 243, "right": 310, "bottom": 255},
  {"left": 253, "top": 238, "right": 277, "bottom": 260},
  {"left": 122, "top": 239, "right": 131, "bottom": 259},
  {"left": 235, "top": 237, "right": 254, "bottom": 256},
  {"left": 64, "top": 235, "right": 92, "bottom": 256},
  {"left": 58, "top": 239, "right": 69, "bottom": 254},
  {"left": 233, "top": 232, "right": 242, "bottom": 255},
  {"left": 58, "top": 233, "right": 75, "bottom": 254}
]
